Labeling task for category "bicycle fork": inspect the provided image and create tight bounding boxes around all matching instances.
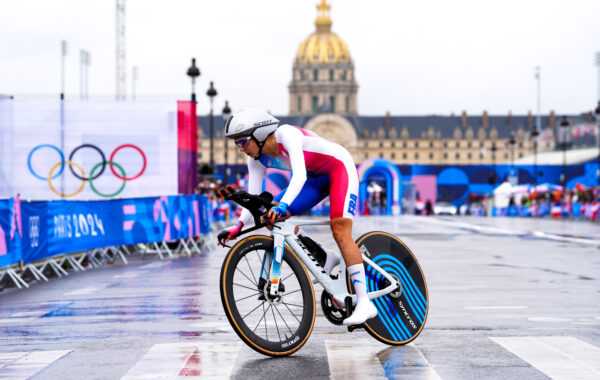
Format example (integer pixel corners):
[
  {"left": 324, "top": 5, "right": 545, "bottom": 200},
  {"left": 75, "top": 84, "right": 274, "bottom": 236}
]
[{"left": 257, "top": 233, "right": 285, "bottom": 298}]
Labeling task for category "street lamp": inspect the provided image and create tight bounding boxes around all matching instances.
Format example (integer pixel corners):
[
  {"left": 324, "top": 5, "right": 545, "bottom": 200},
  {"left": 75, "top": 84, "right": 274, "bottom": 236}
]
[
  {"left": 206, "top": 81, "right": 218, "bottom": 173},
  {"left": 530, "top": 126, "right": 540, "bottom": 191},
  {"left": 186, "top": 58, "right": 200, "bottom": 102},
  {"left": 222, "top": 101, "right": 232, "bottom": 184},
  {"left": 508, "top": 133, "right": 516, "bottom": 170},
  {"left": 595, "top": 101, "right": 600, "bottom": 186},
  {"left": 559, "top": 116, "right": 570, "bottom": 187},
  {"left": 490, "top": 141, "right": 497, "bottom": 185}
]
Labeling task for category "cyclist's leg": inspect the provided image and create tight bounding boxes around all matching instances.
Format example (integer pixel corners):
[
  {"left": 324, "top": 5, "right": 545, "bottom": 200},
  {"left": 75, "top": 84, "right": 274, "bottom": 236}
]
[{"left": 328, "top": 158, "right": 377, "bottom": 325}]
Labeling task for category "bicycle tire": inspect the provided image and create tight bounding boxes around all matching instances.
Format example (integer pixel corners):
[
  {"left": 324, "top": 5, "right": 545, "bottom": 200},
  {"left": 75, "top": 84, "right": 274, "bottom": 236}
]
[
  {"left": 220, "top": 235, "right": 316, "bottom": 356},
  {"left": 348, "top": 231, "right": 429, "bottom": 345}
]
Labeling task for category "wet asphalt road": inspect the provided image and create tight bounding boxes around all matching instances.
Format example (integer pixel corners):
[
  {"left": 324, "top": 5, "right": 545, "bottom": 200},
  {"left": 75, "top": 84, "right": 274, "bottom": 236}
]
[{"left": 0, "top": 215, "right": 599, "bottom": 379}]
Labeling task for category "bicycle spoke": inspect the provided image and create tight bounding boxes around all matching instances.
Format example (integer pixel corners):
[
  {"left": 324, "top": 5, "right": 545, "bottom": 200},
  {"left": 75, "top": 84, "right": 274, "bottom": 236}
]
[
  {"left": 270, "top": 304, "right": 282, "bottom": 341},
  {"left": 234, "top": 292, "right": 262, "bottom": 302},
  {"left": 281, "top": 301, "right": 304, "bottom": 308},
  {"left": 281, "top": 288, "right": 302, "bottom": 297},
  {"left": 235, "top": 267, "right": 256, "bottom": 287},
  {"left": 244, "top": 253, "right": 258, "bottom": 285},
  {"left": 253, "top": 302, "right": 271, "bottom": 334},
  {"left": 274, "top": 304, "right": 295, "bottom": 335},
  {"left": 282, "top": 301, "right": 303, "bottom": 324},
  {"left": 233, "top": 282, "right": 258, "bottom": 292},
  {"left": 242, "top": 300, "right": 266, "bottom": 320},
  {"left": 281, "top": 272, "right": 295, "bottom": 282}
]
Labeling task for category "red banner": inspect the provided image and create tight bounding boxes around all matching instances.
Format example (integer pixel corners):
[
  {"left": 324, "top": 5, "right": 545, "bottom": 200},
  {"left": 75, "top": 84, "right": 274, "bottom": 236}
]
[{"left": 177, "top": 101, "right": 198, "bottom": 194}]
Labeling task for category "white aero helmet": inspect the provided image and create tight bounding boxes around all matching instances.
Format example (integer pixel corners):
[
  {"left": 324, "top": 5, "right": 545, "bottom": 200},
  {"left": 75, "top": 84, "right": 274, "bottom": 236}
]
[{"left": 225, "top": 108, "right": 280, "bottom": 143}]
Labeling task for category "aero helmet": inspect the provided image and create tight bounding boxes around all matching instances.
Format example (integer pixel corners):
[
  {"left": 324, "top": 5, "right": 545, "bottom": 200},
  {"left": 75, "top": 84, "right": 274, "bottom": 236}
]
[{"left": 225, "top": 108, "right": 280, "bottom": 143}]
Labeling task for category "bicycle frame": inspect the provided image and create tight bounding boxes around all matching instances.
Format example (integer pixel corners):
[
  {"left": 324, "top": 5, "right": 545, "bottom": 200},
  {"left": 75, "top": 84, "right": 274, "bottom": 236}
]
[{"left": 262, "top": 218, "right": 400, "bottom": 307}]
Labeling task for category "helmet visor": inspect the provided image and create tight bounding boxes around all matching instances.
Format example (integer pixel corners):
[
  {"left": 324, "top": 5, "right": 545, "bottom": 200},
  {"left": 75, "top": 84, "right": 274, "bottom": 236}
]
[{"left": 234, "top": 137, "right": 250, "bottom": 149}]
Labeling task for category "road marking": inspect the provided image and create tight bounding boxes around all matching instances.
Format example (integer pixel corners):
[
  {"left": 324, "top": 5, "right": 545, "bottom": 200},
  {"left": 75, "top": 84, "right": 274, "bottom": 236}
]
[
  {"left": 528, "top": 317, "right": 572, "bottom": 323},
  {"left": 465, "top": 306, "right": 527, "bottom": 310},
  {"left": 188, "top": 321, "right": 234, "bottom": 333},
  {"left": 325, "top": 339, "right": 441, "bottom": 379},
  {"left": 490, "top": 336, "right": 600, "bottom": 380},
  {"left": 140, "top": 262, "right": 168, "bottom": 270},
  {"left": 0, "top": 350, "right": 71, "bottom": 379},
  {"left": 64, "top": 286, "right": 100, "bottom": 296},
  {"left": 121, "top": 341, "right": 241, "bottom": 379},
  {"left": 113, "top": 271, "right": 146, "bottom": 279}
]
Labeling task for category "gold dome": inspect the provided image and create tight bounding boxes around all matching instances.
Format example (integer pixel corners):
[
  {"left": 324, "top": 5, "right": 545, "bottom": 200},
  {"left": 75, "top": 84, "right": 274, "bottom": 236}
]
[{"left": 295, "top": 0, "right": 352, "bottom": 64}]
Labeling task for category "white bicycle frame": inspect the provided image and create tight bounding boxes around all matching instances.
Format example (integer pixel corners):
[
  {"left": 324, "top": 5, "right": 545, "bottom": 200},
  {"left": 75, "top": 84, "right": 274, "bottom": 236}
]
[{"left": 263, "top": 218, "right": 400, "bottom": 307}]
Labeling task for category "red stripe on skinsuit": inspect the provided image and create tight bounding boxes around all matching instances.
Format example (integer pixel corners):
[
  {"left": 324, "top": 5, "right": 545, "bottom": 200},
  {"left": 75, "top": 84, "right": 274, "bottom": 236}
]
[{"left": 328, "top": 162, "right": 349, "bottom": 220}]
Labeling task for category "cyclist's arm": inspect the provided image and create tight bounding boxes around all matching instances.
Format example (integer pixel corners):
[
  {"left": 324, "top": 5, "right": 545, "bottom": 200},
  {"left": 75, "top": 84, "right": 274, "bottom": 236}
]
[
  {"left": 238, "top": 156, "right": 266, "bottom": 226},
  {"left": 277, "top": 126, "right": 307, "bottom": 206}
]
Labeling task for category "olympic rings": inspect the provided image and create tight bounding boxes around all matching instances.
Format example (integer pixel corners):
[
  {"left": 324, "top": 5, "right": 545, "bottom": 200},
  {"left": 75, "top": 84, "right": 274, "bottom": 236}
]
[
  {"left": 48, "top": 161, "right": 86, "bottom": 198},
  {"left": 28, "top": 144, "right": 65, "bottom": 180},
  {"left": 89, "top": 161, "right": 126, "bottom": 198},
  {"left": 109, "top": 144, "right": 147, "bottom": 181},
  {"left": 68, "top": 144, "right": 106, "bottom": 181},
  {"left": 28, "top": 143, "right": 146, "bottom": 198}
]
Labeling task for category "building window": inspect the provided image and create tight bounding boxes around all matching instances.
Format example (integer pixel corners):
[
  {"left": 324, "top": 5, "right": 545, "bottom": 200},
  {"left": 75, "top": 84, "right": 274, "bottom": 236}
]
[
  {"left": 342, "top": 70, "right": 347, "bottom": 80},
  {"left": 504, "top": 153, "right": 509, "bottom": 159},
  {"left": 455, "top": 152, "right": 460, "bottom": 159},
  {"left": 391, "top": 152, "right": 395, "bottom": 159},
  {"left": 455, "top": 141, "right": 460, "bottom": 148},
  {"left": 312, "top": 96, "right": 318, "bottom": 112},
  {"left": 379, "top": 142, "right": 384, "bottom": 148},
  {"left": 429, "top": 141, "right": 433, "bottom": 148},
  {"left": 429, "top": 153, "right": 433, "bottom": 159},
  {"left": 298, "top": 96, "right": 302, "bottom": 112},
  {"left": 519, "top": 142, "right": 523, "bottom": 148},
  {"left": 300, "top": 71, "right": 305, "bottom": 80},
  {"left": 480, "top": 152, "right": 484, "bottom": 159},
  {"left": 467, "top": 153, "right": 472, "bottom": 159},
  {"left": 415, "top": 152, "right": 419, "bottom": 159},
  {"left": 467, "top": 142, "right": 472, "bottom": 148},
  {"left": 415, "top": 141, "right": 419, "bottom": 148},
  {"left": 329, "top": 96, "right": 335, "bottom": 111},
  {"left": 313, "top": 69, "right": 318, "bottom": 81},
  {"left": 345, "top": 96, "right": 350, "bottom": 112},
  {"left": 443, "top": 141, "right": 448, "bottom": 148},
  {"left": 329, "top": 69, "right": 334, "bottom": 81},
  {"left": 391, "top": 141, "right": 395, "bottom": 148},
  {"left": 443, "top": 152, "right": 448, "bottom": 159},
  {"left": 480, "top": 141, "right": 484, "bottom": 148},
  {"left": 379, "top": 153, "right": 383, "bottom": 158},
  {"left": 519, "top": 152, "right": 523, "bottom": 158},
  {"left": 403, "top": 153, "right": 407, "bottom": 159},
  {"left": 364, "top": 153, "right": 368, "bottom": 159},
  {"left": 403, "top": 142, "right": 407, "bottom": 148}
]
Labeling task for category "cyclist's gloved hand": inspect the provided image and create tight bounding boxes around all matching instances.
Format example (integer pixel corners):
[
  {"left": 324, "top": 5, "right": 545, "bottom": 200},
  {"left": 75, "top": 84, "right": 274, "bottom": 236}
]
[
  {"left": 218, "top": 221, "right": 244, "bottom": 246},
  {"left": 267, "top": 202, "right": 288, "bottom": 224}
]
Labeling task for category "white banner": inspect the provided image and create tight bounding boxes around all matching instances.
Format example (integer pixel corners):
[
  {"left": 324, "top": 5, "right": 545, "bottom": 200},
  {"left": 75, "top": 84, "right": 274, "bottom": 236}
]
[{"left": 0, "top": 99, "right": 178, "bottom": 200}]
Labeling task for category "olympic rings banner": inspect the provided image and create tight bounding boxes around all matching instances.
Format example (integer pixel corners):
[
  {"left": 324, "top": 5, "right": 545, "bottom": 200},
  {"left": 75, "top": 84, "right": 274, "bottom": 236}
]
[
  {"left": 0, "top": 194, "right": 210, "bottom": 265},
  {"left": 0, "top": 99, "right": 178, "bottom": 200}
]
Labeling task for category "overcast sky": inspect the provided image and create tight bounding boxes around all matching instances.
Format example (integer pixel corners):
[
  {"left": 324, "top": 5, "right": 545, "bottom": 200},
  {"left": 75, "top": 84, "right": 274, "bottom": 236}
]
[{"left": 1, "top": 0, "right": 599, "bottom": 116}]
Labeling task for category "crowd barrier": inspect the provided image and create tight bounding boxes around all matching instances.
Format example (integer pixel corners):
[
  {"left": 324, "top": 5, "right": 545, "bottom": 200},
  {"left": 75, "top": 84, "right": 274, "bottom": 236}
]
[
  {"left": 491, "top": 203, "right": 600, "bottom": 221},
  {"left": 0, "top": 194, "right": 226, "bottom": 290}
]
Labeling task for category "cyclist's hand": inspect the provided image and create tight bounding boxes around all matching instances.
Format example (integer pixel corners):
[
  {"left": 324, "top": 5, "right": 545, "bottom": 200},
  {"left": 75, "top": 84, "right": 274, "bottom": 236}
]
[
  {"left": 267, "top": 202, "right": 288, "bottom": 224},
  {"left": 217, "top": 221, "right": 244, "bottom": 246}
]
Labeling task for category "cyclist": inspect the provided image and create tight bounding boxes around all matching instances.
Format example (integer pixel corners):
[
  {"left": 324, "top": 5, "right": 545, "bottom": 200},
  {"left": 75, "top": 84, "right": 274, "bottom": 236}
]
[{"left": 219, "top": 108, "right": 377, "bottom": 326}]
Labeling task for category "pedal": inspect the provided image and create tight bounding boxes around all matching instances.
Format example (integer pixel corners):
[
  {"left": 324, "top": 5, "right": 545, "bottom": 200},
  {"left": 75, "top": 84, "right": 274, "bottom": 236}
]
[{"left": 347, "top": 324, "right": 365, "bottom": 332}]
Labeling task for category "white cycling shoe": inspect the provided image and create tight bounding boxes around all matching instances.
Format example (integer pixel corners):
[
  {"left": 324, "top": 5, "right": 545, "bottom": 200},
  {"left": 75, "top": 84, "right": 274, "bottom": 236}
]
[
  {"left": 312, "top": 248, "right": 341, "bottom": 284},
  {"left": 343, "top": 300, "right": 378, "bottom": 325}
]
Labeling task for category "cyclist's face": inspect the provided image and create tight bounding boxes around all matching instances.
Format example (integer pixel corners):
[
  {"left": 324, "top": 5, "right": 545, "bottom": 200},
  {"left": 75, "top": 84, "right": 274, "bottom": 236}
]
[{"left": 235, "top": 136, "right": 259, "bottom": 158}]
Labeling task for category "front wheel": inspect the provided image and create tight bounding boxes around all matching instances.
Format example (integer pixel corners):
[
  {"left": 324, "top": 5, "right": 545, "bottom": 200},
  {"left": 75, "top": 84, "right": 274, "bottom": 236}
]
[
  {"left": 220, "top": 235, "right": 315, "bottom": 356},
  {"left": 349, "top": 231, "right": 429, "bottom": 345}
]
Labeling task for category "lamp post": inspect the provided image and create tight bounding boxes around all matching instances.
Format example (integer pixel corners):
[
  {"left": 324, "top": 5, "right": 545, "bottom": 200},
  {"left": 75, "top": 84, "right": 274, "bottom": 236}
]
[
  {"left": 559, "top": 116, "right": 570, "bottom": 188},
  {"left": 490, "top": 141, "right": 497, "bottom": 185},
  {"left": 509, "top": 133, "right": 516, "bottom": 170},
  {"left": 595, "top": 101, "right": 600, "bottom": 186},
  {"left": 531, "top": 127, "right": 540, "bottom": 191},
  {"left": 186, "top": 58, "right": 200, "bottom": 102},
  {"left": 206, "top": 81, "right": 218, "bottom": 173},
  {"left": 222, "top": 101, "right": 232, "bottom": 184}
]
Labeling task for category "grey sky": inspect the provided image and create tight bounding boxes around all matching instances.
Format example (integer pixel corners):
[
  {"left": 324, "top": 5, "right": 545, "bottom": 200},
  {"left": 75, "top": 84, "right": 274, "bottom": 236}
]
[{"left": 1, "top": 0, "right": 599, "bottom": 116}]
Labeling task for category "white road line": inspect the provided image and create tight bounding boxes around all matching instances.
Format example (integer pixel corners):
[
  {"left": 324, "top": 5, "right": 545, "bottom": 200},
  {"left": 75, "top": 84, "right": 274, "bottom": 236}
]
[
  {"left": 121, "top": 341, "right": 241, "bottom": 380},
  {"left": 113, "top": 271, "right": 146, "bottom": 279},
  {"left": 490, "top": 336, "right": 600, "bottom": 380},
  {"left": 0, "top": 352, "right": 28, "bottom": 369},
  {"left": 0, "top": 350, "right": 71, "bottom": 379},
  {"left": 140, "top": 262, "right": 168, "bottom": 270},
  {"left": 10, "top": 311, "right": 48, "bottom": 318},
  {"left": 325, "top": 339, "right": 441, "bottom": 380},
  {"left": 465, "top": 306, "right": 527, "bottom": 310},
  {"left": 64, "top": 286, "right": 100, "bottom": 296}
]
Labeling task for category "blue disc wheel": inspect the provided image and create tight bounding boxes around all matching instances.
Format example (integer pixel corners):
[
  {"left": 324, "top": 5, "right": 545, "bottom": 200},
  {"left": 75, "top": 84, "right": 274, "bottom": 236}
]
[{"left": 348, "top": 231, "right": 429, "bottom": 345}]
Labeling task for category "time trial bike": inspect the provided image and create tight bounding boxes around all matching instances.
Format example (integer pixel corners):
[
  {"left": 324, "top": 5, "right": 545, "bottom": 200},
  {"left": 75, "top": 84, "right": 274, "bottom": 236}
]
[{"left": 218, "top": 188, "right": 428, "bottom": 357}]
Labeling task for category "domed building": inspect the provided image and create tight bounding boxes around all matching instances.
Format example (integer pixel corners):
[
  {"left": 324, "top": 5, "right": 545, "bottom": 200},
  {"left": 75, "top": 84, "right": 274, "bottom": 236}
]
[{"left": 288, "top": 0, "right": 358, "bottom": 115}]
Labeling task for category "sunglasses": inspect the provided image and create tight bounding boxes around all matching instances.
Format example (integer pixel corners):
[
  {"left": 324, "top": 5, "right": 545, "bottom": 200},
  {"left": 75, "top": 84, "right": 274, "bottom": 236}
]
[{"left": 234, "top": 137, "right": 250, "bottom": 148}]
